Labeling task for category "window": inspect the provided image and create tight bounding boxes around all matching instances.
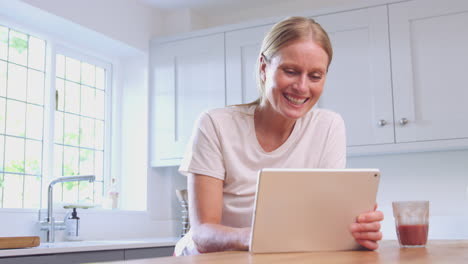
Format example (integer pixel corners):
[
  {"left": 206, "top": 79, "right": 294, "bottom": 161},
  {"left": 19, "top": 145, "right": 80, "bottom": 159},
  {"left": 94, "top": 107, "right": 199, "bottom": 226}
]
[
  {"left": 0, "top": 24, "right": 111, "bottom": 209},
  {"left": 53, "top": 53, "right": 109, "bottom": 206},
  {"left": 0, "top": 25, "right": 45, "bottom": 208}
]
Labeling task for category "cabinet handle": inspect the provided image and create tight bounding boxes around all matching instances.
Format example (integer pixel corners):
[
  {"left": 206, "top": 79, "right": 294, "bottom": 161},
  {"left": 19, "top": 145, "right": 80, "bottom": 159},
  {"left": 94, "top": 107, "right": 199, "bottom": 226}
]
[
  {"left": 378, "top": 120, "right": 387, "bottom": 127},
  {"left": 399, "top": 118, "right": 409, "bottom": 126}
]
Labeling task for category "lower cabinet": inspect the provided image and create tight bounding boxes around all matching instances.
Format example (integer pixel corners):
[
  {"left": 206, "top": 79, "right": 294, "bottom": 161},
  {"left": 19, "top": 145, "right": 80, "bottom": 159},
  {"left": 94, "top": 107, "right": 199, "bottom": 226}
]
[
  {"left": 0, "top": 246, "right": 175, "bottom": 264},
  {"left": 124, "top": 246, "right": 175, "bottom": 260},
  {"left": 0, "top": 254, "right": 57, "bottom": 264},
  {"left": 54, "top": 250, "right": 125, "bottom": 263}
]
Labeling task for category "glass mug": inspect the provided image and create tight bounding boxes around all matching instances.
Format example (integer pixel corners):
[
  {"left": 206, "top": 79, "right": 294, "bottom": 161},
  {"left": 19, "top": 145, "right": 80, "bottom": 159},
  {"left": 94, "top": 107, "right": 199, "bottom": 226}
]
[{"left": 392, "top": 201, "right": 429, "bottom": 247}]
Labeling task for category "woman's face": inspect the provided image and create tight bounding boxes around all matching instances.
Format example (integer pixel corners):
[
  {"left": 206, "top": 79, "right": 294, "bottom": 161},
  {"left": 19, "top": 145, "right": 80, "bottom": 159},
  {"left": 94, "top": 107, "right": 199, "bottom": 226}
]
[{"left": 261, "top": 39, "right": 329, "bottom": 120}]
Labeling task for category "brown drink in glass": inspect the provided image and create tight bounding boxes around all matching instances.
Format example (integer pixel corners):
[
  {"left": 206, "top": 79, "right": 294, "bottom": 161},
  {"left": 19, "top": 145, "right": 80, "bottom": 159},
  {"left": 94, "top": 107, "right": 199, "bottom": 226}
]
[{"left": 392, "top": 201, "right": 429, "bottom": 248}]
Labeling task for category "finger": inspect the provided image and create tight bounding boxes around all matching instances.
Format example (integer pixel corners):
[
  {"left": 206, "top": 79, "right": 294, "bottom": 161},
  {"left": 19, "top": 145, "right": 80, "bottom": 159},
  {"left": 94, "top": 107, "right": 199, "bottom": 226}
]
[
  {"left": 359, "top": 205, "right": 379, "bottom": 215},
  {"left": 350, "top": 222, "right": 381, "bottom": 233},
  {"left": 356, "top": 239, "right": 379, "bottom": 251},
  {"left": 357, "top": 211, "right": 384, "bottom": 223},
  {"left": 352, "top": 231, "right": 383, "bottom": 241}
]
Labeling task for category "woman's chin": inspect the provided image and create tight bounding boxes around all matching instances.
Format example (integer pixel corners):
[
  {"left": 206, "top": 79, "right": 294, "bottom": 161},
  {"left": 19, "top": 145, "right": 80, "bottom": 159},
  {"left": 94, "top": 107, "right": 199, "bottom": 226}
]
[
  {"left": 280, "top": 103, "right": 312, "bottom": 119},
  {"left": 281, "top": 108, "right": 308, "bottom": 120}
]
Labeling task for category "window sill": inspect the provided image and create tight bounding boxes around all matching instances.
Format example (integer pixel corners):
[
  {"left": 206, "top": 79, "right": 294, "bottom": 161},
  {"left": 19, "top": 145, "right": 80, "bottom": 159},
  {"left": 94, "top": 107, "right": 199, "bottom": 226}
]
[{"left": 0, "top": 208, "right": 148, "bottom": 215}]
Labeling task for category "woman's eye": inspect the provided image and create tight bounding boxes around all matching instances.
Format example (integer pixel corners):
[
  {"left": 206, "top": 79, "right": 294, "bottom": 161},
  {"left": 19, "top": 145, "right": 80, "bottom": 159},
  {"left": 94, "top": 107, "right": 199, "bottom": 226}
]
[
  {"left": 309, "top": 74, "right": 323, "bottom": 80},
  {"left": 284, "top": 69, "right": 297, "bottom": 75}
]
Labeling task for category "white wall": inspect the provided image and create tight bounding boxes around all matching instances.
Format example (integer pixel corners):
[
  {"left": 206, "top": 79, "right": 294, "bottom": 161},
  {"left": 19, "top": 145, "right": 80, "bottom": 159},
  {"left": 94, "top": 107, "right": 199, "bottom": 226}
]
[
  {"left": 348, "top": 150, "right": 468, "bottom": 239},
  {"left": 0, "top": 209, "right": 174, "bottom": 241},
  {"left": 19, "top": 0, "right": 164, "bottom": 51},
  {"left": 152, "top": 0, "right": 370, "bottom": 37},
  {"left": 160, "top": 8, "right": 206, "bottom": 35},
  {"left": 197, "top": 0, "right": 355, "bottom": 29},
  {"left": 118, "top": 55, "right": 148, "bottom": 211}
]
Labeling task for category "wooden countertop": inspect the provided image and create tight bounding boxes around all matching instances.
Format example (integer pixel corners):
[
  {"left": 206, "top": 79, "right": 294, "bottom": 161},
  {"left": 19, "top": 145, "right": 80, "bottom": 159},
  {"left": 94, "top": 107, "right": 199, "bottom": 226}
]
[{"left": 106, "top": 240, "right": 468, "bottom": 263}]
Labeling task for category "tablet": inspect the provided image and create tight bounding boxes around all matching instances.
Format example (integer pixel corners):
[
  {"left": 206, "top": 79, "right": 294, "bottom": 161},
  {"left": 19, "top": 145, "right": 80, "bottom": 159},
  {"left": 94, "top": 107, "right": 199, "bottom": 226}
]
[{"left": 249, "top": 168, "right": 380, "bottom": 253}]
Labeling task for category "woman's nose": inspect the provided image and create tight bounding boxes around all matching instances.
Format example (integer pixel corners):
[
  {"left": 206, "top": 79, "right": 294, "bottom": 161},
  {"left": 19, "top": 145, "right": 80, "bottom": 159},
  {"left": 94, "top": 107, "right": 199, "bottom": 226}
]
[{"left": 292, "top": 75, "right": 308, "bottom": 93}]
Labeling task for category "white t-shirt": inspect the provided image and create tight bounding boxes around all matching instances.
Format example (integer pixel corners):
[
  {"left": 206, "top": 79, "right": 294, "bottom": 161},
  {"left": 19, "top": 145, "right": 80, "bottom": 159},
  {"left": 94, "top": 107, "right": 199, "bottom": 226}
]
[{"left": 179, "top": 105, "right": 346, "bottom": 228}]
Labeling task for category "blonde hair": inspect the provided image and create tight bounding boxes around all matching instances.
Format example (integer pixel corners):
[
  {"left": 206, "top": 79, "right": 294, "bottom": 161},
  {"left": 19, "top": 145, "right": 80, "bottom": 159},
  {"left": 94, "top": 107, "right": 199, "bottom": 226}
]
[{"left": 247, "top": 16, "right": 333, "bottom": 107}]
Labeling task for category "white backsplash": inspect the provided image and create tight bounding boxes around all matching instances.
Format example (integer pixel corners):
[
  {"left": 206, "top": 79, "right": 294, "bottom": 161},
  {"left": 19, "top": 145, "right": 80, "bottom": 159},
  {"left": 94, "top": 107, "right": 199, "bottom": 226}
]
[
  {"left": 348, "top": 149, "right": 468, "bottom": 239},
  {"left": 0, "top": 209, "right": 176, "bottom": 242}
]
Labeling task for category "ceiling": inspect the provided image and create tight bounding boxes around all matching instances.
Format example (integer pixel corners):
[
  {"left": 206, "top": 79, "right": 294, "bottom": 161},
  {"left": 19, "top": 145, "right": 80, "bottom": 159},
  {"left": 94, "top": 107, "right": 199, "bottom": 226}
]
[{"left": 137, "top": 0, "right": 267, "bottom": 10}]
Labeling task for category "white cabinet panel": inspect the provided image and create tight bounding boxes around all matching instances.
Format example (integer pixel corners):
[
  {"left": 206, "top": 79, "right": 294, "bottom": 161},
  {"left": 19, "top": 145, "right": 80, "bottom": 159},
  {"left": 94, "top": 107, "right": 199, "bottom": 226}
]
[
  {"left": 151, "top": 34, "right": 225, "bottom": 166},
  {"left": 315, "top": 6, "right": 394, "bottom": 147},
  {"left": 225, "top": 25, "right": 272, "bottom": 105},
  {"left": 390, "top": 0, "right": 468, "bottom": 143}
]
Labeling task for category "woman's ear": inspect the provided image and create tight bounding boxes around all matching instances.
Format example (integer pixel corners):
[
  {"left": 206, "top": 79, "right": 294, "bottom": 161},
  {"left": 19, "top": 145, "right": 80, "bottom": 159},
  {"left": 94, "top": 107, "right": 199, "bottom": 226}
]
[{"left": 260, "top": 55, "right": 267, "bottom": 82}]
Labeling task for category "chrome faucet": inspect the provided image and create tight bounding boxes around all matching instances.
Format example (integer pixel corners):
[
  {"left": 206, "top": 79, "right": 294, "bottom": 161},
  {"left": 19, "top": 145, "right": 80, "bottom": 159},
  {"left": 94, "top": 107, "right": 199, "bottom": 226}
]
[{"left": 39, "top": 175, "right": 95, "bottom": 243}]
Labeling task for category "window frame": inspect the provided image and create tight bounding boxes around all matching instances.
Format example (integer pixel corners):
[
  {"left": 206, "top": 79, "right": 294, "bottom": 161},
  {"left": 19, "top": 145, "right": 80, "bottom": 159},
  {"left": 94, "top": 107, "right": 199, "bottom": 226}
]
[{"left": 44, "top": 45, "right": 114, "bottom": 208}]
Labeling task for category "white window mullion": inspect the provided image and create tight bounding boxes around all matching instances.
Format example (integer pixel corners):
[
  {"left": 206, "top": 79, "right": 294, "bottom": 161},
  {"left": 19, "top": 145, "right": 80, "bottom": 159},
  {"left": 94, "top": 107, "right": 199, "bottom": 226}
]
[
  {"left": 40, "top": 41, "right": 56, "bottom": 210},
  {"left": 104, "top": 64, "right": 113, "bottom": 201}
]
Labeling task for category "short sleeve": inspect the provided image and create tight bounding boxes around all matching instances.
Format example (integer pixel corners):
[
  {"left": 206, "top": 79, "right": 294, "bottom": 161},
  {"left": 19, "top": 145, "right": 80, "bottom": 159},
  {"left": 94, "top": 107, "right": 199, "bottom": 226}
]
[
  {"left": 319, "top": 113, "right": 347, "bottom": 168},
  {"left": 178, "top": 111, "right": 226, "bottom": 180}
]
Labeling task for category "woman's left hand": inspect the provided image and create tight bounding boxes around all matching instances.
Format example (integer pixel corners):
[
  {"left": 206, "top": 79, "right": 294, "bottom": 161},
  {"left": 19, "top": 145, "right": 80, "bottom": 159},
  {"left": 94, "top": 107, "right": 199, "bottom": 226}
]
[{"left": 350, "top": 204, "right": 384, "bottom": 250}]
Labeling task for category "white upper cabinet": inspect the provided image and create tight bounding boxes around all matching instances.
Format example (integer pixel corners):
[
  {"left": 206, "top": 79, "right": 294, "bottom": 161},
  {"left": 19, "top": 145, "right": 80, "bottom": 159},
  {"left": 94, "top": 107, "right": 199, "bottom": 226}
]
[
  {"left": 314, "top": 6, "right": 394, "bottom": 147},
  {"left": 150, "top": 33, "right": 225, "bottom": 166},
  {"left": 389, "top": 0, "right": 468, "bottom": 143},
  {"left": 225, "top": 25, "right": 272, "bottom": 105}
]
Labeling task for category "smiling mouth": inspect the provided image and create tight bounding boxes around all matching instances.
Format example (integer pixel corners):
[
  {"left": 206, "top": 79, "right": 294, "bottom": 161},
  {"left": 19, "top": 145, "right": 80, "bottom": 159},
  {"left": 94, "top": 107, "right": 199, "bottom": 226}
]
[{"left": 283, "top": 93, "right": 309, "bottom": 105}]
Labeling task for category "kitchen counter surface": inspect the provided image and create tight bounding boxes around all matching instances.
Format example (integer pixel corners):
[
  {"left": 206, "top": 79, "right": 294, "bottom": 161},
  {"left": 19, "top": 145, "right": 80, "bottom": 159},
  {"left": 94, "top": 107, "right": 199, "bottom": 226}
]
[
  {"left": 0, "top": 237, "right": 179, "bottom": 257},
  {"left": 104, "top": 240, "right": 468, "bottom": 264}
]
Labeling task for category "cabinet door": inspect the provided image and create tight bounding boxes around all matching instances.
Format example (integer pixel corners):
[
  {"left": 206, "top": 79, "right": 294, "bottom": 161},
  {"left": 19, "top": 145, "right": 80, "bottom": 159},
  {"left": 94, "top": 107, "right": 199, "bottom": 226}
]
[
  {"left": 53, "top": 250, "right": 124, "bottom": 263},
  {"left": 124, "top": 246, "right": 174, "bottom": 259},
  {"left": 390, "top": 0, "right": 468, "bottom": 142},
  {"left": 314, "top": 6, "right": 394, "bottom": 146},
  {"left": 225, "top": 25, "right": 272, "bottom": 105},
  {"left": 0, "top": 255, "right": 55, "bottom": 264},
  {"left": 151, "top": 34, "right": 226, "bottom": 166}
]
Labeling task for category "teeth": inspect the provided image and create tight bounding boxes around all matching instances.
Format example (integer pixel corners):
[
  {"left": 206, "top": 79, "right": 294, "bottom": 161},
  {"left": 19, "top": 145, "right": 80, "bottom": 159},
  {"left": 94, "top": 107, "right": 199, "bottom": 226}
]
[{"left": 284, "top": 94, "right": 307, "bottom": 105}]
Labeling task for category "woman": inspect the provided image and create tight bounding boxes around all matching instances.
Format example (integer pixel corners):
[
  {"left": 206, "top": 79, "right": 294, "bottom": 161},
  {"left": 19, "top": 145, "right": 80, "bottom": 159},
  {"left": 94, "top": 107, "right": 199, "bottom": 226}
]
[{"left": 176, "top": 16, "right": 383, "bottom": 255}]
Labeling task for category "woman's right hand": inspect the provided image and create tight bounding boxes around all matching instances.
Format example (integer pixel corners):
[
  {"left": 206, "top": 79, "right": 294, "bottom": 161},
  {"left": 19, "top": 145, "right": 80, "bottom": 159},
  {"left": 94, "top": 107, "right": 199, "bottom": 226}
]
[{"left": 193, "top": 225, "right": 251, "bottom": 253}]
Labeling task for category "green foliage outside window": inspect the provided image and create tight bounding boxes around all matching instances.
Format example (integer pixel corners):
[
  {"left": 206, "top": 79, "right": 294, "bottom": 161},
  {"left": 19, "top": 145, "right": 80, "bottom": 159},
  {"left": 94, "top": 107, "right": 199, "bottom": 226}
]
[
  {"left": 80, "top": 149, "right": 92, "bottom": 161},
  {"left": 5, "top": 160, "right": 25, "bottom": 173},
  {"left": 0, "top": 27, "right": 38, "bottom": 175},
  {"left": 64, "top": 132, "right": 79, "bottom": 145},
  {"left": 2, "top": 160, "right": 40, "bottom": 175},
  {"left": 0, "top": 29, "right": 7, "bottom": 44},
  {"left": 10, "top": 37, "right": 27, "bottom": 53},
  {"left": 63, "top": 164, "right": 76, "bottom": 176},
  {"left": 26, "top": 160, "right": 40, "bottom": 174},
  {"left": 0, "top": 28, "right": 28, "bottom": 53},
  {"left": 64, "top": 181, "right": 77, "bottom": 191}
]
